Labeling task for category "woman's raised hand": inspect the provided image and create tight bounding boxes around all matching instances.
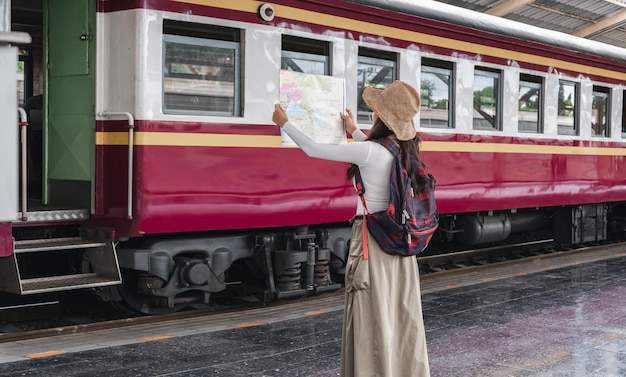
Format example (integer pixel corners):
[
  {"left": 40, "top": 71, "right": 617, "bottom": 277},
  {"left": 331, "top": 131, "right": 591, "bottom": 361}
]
[
  {"left": 272, "top": 104, "right": 289, "bottom": 128},
  {"left": 341, "top": 108, "right": 357, "bottom": 135}
]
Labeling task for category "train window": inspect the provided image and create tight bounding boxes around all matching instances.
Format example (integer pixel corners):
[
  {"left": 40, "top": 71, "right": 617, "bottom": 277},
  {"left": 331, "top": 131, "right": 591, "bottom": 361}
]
[
  {"left": 421, "top": 58, "right": 454, "bottom": 129},
  {"left": 518, "top": 74, "right": 543, "bottom": 133},
  {"left": 557, "top": 80, "right": 578, "bottom": 136},
  {"left": 17, "top": 59, "right": 25, "bottom": 107},
  {"left": 17, "top": 51, "right": 33, "bottom": 108},
  {"left": 281, "top": 35, "right": 329, "bottom": 76},
  {"left": 473, "top": 68, "right": 501, "bottom": 131},
  {"left": 591, "top": 86, "right": 610, "bottom": 137},
  {"left": 162, "top": 21, "right": 241, "bottom": 116},
  {"left": 356, "top": 48, "right": 397, "bottom": 123}
]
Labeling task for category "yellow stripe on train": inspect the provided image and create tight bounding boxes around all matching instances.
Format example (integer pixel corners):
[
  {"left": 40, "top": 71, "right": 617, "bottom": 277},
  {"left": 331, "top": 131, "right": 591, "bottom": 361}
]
[
  {"left": 96, "top": 131, "right": 626, "bottom": 156},
  {"left": 96, "top": 131, "right": 285, "bottom": 148}
]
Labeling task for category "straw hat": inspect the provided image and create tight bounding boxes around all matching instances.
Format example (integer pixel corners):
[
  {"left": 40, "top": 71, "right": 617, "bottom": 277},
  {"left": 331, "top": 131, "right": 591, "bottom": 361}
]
[{"left": 362, "top": 80, "right": 420, "bottom": 141}]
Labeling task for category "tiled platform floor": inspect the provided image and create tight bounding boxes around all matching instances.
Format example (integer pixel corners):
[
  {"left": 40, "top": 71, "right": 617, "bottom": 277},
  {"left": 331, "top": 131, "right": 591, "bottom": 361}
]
[{"left": 1, "top": 256, "right": 626, "bottom": 376}]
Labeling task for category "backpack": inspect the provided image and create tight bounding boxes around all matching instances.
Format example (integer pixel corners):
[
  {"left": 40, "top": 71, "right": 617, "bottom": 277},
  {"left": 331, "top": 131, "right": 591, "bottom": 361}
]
[{"left": 354, "top": 137, "right": 438, "bottom": 259}]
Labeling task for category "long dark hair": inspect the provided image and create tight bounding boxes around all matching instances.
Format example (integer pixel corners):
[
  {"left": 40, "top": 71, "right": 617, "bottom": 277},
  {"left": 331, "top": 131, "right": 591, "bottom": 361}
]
[{"left": 347, "top": 119, "right": 434, "bottom": 192}]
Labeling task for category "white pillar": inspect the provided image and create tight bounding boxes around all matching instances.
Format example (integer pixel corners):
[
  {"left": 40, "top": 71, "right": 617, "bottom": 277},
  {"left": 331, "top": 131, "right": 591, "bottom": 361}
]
[
  {"left": 0, "top": 0, "right": 31, "bottom": 221},
  {"left": 0, "top": 0, "right": 9, "bottom": 33}
]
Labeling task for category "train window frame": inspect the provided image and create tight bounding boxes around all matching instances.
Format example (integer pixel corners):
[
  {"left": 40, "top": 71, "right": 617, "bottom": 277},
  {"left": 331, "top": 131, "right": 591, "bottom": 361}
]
[
  {"left": 472, "top": 67, "right": 502, "bottom": 131},
  {"left": 356, "top": 47, "right": 397, "bottom": 124},
  {"left": 591, "top": 86, "right": 610, "bottom": 138},
  {"left": 281, "top": 35, "right": 330, "bottom": 76},
  {"left": 518, "top": 73, "right": 543, "bottom": 134},
  {"left": 557, "top": 80, "right": 579, "bottom": 136},
  {"left": 420, "top": 58, "right": 454, "bottom": 129},
  {"left": 162, "top": 22, "right": 242, "bottom": 117},
  {"left": 622, "top": 90, "right": 626, "bottom": 138}
]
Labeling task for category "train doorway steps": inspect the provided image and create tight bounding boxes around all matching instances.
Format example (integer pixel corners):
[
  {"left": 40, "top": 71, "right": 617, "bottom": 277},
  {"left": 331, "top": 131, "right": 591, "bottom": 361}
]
[
  {"left": 0, "top": 236, "right": 121, "bottom": 295},
  {"left": 15, "top": 209, "right": 89, "bottom": 223}
]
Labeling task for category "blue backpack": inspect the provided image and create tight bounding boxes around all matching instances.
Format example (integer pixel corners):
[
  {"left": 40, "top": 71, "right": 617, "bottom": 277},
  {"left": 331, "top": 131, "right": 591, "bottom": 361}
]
[{"left": 355, "top": 138, "right": 438, "bottom": 259}]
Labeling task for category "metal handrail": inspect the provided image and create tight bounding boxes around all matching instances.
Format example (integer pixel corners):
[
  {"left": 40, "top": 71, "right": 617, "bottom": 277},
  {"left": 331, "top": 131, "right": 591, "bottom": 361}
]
[
  {"left": 0, "top": 32, "right": 31, "bottom": 46},
  {"left": 97, "top": 111, "right": 135, "bottom": 220},
  {"left": 17, "top": 108, "right": 28, "bottom": 221}
]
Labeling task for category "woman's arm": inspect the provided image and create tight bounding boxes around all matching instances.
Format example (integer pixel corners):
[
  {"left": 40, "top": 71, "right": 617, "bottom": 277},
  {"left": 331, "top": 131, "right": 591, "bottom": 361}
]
[
  {"left": 272, "top": 104, "right": 372, "bottom": 165},
  {"left": 339, "top": 108, "right": 367, "bottom": 141},
  {"left": 274, "top": 104, "right": 366, "bottom": 141},
  {"left": 351, "top": 129, "right": 367, "bottom": 141},
  {"left": 282, "top": 122, "right": 372, "bottom": 165}
]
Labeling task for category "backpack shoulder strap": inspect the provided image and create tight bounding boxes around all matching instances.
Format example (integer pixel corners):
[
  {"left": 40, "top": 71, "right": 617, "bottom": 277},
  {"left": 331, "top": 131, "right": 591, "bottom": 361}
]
[
  {"left": 353, "top": 167, "right": 371, "bottom": 260},
  {"left": 371, "top": 137, "right": 400, "bottom": 156},
  {"left": 354, "top": 138, "right": 399, "bottom": 199},
  {"left": 353, "top": 138, "right": 403, "bottom": 261}
]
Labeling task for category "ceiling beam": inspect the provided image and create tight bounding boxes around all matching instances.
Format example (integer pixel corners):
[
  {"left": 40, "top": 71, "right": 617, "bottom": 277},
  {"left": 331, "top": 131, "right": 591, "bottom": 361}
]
[
  {"left": 572, "top": 9, "right": 626, "bottom": 37},
  {"left": 484, "top": 0, "right": 536, "bottom": 17}
]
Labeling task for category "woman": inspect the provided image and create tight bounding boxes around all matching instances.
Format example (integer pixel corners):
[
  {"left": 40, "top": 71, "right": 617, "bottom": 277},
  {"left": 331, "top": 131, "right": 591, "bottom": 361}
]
[{"left": 272, "top": 80, "right": 431, "bottom": 377}]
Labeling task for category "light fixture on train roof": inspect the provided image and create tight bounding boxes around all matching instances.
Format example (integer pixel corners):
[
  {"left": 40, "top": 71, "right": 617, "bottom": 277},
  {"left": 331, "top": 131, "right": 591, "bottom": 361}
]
[{"left": 259, "top": 3, "right": 275, "bottom": 22}]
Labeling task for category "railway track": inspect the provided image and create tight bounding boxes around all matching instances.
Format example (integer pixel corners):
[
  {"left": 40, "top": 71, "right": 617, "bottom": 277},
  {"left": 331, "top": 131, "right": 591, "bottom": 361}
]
[
  {"left": 419, "top": 240, "right": 625, "bottom": 294},
  {"left": 1, "top": 240, "right": 625, "bottom": 343}
]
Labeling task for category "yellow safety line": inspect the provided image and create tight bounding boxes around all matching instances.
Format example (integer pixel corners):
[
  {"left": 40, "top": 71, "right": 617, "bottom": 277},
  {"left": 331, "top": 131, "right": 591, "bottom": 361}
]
[
  {"left": 235, "top": 321, "right": 266, "bottom": 328},
  {"left": 305, "top": 310, "right": 325, "bottom": 316},
  {"left": 27, "top": 350, "right": 66, "bottom": 358},
  {"left": 141, "top": 335, "right": 174, "bottom": 341}
]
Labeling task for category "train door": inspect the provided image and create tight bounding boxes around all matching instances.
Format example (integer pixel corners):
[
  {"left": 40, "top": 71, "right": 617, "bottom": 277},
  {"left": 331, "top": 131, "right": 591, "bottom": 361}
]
[
  {"left": 0, "top": 0, "right": 121, "bottom": 296},
  {"left": 44, "top": 0, "right": 95, "bottom": 210}
]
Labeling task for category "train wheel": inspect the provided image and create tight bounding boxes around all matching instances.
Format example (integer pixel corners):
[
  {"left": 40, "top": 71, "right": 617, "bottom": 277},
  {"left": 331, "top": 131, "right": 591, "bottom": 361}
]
[{"left": 112, "top": 269, "right": 187, "bottom": 315}]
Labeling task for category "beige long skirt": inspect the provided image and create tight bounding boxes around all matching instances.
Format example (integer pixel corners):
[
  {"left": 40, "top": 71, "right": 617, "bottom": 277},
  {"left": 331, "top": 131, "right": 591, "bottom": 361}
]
[{"left": 340, "top": 219, "right": 430, "bottom": 377}]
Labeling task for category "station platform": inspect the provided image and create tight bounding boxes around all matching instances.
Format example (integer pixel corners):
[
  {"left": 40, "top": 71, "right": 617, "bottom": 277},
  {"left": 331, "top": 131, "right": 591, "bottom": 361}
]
[{"left": 1, "top": 254, "right": 626, "bottom": 376}]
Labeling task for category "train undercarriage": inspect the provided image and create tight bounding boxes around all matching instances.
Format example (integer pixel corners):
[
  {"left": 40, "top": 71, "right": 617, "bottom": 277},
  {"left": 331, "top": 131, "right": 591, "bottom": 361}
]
[{"left": 3, "top": 201, "right": 617, "bottom": 315}]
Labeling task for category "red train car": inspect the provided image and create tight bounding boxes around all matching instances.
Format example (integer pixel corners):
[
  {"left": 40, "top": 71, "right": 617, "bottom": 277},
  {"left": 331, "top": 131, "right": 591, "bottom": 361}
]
[{"left": 2, "top": 0, "right": 626, "bottom": 314}]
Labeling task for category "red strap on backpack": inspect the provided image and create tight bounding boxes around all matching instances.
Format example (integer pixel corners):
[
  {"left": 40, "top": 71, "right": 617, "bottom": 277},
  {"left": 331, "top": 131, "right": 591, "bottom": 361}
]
[{"left": 355, "top": 181, "right": 369, "bottom": 260}]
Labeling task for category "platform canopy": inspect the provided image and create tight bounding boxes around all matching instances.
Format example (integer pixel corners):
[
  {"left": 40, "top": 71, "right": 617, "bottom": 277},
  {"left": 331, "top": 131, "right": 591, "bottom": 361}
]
[{"left": 434, "top": 0, "right": 626, "bottom": 49}]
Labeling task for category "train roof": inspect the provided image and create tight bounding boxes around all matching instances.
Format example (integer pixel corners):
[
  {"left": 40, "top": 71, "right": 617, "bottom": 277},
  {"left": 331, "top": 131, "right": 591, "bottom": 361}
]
[{"left": 351, "top": 0, "right": 626, "bottom": 62}]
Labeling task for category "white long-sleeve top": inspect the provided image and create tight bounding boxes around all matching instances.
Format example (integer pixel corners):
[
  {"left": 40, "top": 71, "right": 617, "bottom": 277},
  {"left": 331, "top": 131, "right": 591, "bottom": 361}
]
[{"left": 282, "top": 122, "right": 393, "bottom": 215}]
